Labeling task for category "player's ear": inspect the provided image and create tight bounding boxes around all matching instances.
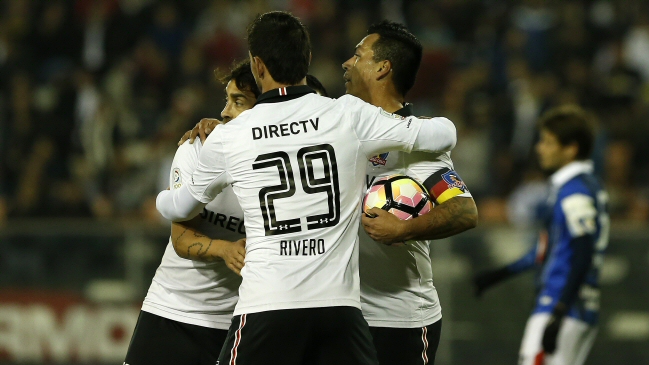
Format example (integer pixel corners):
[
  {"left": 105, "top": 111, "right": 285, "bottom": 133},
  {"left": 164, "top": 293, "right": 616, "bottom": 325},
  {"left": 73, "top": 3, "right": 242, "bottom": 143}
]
[
  {"left": 565, "top": 142, "right": 579, "bottom": 161},
  {"left": 376, "top": 60, "right": 392, "bottom": 81},
  {"left": 252, "top": 55, "right": 266, "bottom": 80}
]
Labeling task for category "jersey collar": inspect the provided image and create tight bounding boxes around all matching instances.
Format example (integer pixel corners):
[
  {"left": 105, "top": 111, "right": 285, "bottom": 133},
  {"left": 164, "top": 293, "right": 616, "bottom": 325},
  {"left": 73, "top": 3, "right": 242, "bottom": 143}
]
[
  {"left": 550, "top": 160, "right": 594, "bottom": 187},
  {"left": 394, "top": 103, "right": 414, "bottom": 117},
  {"left": 255, "top": 85, "right": 316, "bottom": 105}
]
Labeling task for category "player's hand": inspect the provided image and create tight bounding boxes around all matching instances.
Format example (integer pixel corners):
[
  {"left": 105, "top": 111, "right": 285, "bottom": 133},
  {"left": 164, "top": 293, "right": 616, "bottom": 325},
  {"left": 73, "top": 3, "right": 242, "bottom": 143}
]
[
  {"left": 219, "top": 238, "right": 246, "bottom": 276},
  {"left": 472, "top": 268, "right": 511, "bottom": 298},
  {"left": 542, "top": 314, "right": 562, "bottom": 354},
  {"left": 542, "top": 304, "right": 566, "bottom": 354},
  {"left": 178, "top": 118, "right": 222, "bottom": 146},
  {"left": 361, "top": 207, "right": 407, "bottom": 245}
]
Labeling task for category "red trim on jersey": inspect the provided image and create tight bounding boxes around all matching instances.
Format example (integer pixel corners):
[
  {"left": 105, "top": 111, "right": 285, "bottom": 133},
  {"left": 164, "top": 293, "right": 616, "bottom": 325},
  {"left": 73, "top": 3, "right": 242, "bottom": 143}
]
[
  {"left": 534, "top": 351, "right": 545, "bottom": 365},
  {"left": 279, "top": 87, "right": 287, "bottom": 96},
  {"left": 536, "top": 230, "right": 549, "bottom": 264},
  {"left": 230, "top": 314, "right": 247, "bottom": 365},
  {"left": 422, "top": 326, "right": 429, "bottom": 364}
]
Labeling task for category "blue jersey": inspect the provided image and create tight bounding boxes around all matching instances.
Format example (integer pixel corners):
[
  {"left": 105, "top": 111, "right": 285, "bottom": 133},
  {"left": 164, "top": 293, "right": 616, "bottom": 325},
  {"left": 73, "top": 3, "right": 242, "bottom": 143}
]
[{"left": 508, "top": 161, "right": 609, "bottom": 325}]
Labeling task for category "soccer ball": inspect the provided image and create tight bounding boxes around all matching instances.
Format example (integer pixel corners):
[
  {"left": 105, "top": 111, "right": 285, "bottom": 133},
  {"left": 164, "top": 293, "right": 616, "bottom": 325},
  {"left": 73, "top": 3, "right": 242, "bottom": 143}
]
[{"left": 363, "top": 175, "right": 433, "bottom": 220}]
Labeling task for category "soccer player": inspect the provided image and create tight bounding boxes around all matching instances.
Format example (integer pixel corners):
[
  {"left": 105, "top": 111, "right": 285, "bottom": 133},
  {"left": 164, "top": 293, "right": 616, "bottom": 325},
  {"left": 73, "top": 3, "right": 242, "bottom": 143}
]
[
  {"left": 343, "top": 20, "right": 478, "bottom": 365},
  {"left": 123, "top": 60, "right": 258, "bottom": 365},
  {"left": 156, "top": 11, "right": 457, "bottom": 365},
  {"left": 473, "top": 105, "right": 608, "bottom": 365}
]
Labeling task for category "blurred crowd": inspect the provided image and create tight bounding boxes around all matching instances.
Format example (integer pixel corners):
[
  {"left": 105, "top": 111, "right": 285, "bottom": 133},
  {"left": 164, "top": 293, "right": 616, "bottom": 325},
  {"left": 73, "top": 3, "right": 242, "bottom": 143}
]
[{"left": 1, "top": 0, "right": 648, "bottom": 224}]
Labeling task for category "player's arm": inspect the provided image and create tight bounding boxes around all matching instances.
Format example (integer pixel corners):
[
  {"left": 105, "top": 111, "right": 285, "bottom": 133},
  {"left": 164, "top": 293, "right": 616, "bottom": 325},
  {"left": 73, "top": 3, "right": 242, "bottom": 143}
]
[
  {"left": 177, "top": 118, "right": 222, "bottom": 146},
  {"left": 345, "top": 95, "right": 457, "bottom": 155},
  {"left": 472, "top": 244, "right": 538, "bottom": 297},
  {"left": 362, "top": 197, "right": 476, "bottom": 244},
  {"left": 157, "top": 127, "right": 232, "bottom": 221},
  {"left": 477, "top": 247, "right": 537, "bottom": 291},
  {"left": 542, "top": 193, "right": 598, "bottom": 354},
  {"left": 170, "top": 220, "right": 246, "bottom": 275}
]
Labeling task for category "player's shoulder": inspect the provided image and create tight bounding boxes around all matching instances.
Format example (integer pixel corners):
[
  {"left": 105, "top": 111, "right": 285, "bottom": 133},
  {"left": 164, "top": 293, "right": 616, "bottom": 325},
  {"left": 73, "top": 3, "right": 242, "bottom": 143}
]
[
  {"left": 333, "top": 94, "right": 369, "bottom": 109},
  {"left": 174, "top": 139, "right": 202, "bottom": 163},
  {"left": 559, "top": 174, "right": 597, "bottom": 200}
]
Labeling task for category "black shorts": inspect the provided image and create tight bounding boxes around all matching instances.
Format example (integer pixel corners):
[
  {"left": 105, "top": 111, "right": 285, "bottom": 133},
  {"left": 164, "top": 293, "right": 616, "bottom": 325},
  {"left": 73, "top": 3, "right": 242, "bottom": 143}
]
[
  {"left": 124, "top": 310, "right": 228, "bottom": 365},
  {"left": 369, "top": 319, "right": 442, "bottom": 365},
  {"left": 218, "top": 306, "right": 378, "bottom": 365}
]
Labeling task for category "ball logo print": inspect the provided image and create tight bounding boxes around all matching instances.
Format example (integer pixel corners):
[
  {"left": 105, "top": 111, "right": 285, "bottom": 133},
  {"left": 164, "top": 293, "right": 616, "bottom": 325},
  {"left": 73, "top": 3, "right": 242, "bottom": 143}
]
[{"left": 363, "top": 174, "right": 433, "bottom": 221}]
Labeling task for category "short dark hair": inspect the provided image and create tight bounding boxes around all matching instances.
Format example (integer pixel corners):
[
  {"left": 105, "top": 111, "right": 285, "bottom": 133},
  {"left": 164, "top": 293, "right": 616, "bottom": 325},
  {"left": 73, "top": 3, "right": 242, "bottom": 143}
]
[
  {"left": 247, "top": 11, "right": 311, "bottom": 85},
  {"left": 217, "top": 59, "right": 261, "bottom": 98},
  {"left": 306, "top": 74, "right": 328, "bottom": 97},
  {"left": 367, "top": 20, "right": 423, "bottom": 97},
  {"left": 538, "top": 105, "right": 596, "bottom": 160}
]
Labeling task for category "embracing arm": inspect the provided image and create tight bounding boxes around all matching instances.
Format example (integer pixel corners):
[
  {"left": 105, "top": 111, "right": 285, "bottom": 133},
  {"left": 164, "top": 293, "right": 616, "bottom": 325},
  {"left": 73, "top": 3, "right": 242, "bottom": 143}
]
[
  {"left": 412, "top": 117, "right": 457, "bottom": 153},
  {"left": 156, "top": 185, "right": 206, "bottom": 221},
  {"left": 158, "top": 126, "right": 232, "bottom": 222}
]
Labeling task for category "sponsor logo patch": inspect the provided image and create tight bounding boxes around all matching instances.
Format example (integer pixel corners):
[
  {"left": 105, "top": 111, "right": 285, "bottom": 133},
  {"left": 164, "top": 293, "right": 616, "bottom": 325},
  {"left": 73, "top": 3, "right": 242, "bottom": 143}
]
[
  {"left": 172, "top": 168, "right": 182, "bottom": 189},
  {"left": 369, "top": 152, "right": 390, "bottom": 166}
]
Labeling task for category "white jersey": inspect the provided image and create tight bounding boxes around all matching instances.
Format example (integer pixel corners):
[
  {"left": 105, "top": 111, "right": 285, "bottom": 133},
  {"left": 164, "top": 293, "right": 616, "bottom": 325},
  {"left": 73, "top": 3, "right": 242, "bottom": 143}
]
[
  {"left": 186, "top": 86, "right": 456, "bottom": 316},
  {"left": 142, "top": 140, "right": 243, "bottom": 329},
  {"left": 360, "top": 104, "right": 472, "bottom": 328}
]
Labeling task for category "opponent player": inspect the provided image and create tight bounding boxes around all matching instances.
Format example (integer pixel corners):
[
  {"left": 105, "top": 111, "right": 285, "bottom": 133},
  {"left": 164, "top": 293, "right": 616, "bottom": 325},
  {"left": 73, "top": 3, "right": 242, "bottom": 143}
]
[
  {"left": 123, "top": 60, "right": 257, "bottom": 365},
  {"left": 473, "top": 106, "right": 607, "bottom": 365},
  {"left": 156, "top": 11, "right": 457, "bottom": 365},
  {"left": 343, "top": 20, "right": 478, "bottom": 365}
]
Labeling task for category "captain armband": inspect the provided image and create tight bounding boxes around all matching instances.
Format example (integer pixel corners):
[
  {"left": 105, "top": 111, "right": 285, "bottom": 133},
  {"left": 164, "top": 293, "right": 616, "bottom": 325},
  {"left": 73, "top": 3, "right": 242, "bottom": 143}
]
[{"left": 422, "top": 168, "right": 470, "bottom": 205}]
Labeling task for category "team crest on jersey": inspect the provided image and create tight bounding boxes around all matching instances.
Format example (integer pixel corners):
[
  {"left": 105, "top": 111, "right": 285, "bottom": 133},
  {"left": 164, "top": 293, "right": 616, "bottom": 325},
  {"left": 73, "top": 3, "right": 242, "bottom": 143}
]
[
  {"left": 172, "top": 168, "right": 182, "bottom": 189},
  {"left": 369, "top": 152, "right": 390, "bottom": 166},
  {"left": 441, "top": 170, "right": 467, "bottom": 192}
]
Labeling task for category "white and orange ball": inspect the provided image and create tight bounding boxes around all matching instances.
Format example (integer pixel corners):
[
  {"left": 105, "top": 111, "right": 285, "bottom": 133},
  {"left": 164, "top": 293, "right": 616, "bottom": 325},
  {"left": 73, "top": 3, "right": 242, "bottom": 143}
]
[{"left": 363, "top": 175, "right": 433, "bottom": 220}]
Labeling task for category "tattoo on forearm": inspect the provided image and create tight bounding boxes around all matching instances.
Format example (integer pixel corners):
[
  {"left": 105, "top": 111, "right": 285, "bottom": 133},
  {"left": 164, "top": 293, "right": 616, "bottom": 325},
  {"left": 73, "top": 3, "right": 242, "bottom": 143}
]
[
  {"left": 423, "top": 198, "right": 477, "bottom": 240},
  {"left": 187, "top": 239, "right": 216, "bottom": 261},
  {"left": 172, "top": 228, "right": 189, "bottom": 252},
  {"left": 173, "top": 227, "right": 217, "bottom": 261}
]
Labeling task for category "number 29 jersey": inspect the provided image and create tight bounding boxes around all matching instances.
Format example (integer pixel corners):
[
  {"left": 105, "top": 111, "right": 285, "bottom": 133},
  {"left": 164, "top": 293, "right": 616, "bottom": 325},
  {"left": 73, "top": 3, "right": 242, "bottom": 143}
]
[{"left": 187, "top": 86, "right": 456, "bottom": 316}]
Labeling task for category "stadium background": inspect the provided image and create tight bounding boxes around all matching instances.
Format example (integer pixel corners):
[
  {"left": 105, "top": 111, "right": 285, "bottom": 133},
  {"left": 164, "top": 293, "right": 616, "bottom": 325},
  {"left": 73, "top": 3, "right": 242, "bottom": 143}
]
[{"left": 0, "top": 0, "right": 648, "bottom": 364}]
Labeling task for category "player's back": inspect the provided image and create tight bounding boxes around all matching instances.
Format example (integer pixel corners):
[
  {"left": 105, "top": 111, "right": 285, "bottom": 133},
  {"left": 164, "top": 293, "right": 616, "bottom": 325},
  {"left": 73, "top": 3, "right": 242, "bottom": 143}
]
[{"left": 204, "top": 88, "right": 431, "bottom": 315}]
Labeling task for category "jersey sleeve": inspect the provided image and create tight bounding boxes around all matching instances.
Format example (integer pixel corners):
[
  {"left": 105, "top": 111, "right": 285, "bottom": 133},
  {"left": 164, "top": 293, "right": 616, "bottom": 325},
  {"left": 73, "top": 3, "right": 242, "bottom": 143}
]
[
  {"left": 187, "top": 126, "right": 234, "bottom": 203},
  {"left": 560, "top": 193, "right": 597, "bottom": 238},
  {"left": 414, "top": 154, "right": 472, "bottom": 205},
  {"left": 339, "top": 95, "right": 456, "bottom": 157},
  {"left": 506, "top": 244, "right": 538, "bottom": 274}
]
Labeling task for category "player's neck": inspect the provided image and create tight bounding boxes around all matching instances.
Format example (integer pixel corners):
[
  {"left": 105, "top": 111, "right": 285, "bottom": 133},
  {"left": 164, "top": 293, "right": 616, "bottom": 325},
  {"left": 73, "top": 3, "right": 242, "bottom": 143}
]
[
  {"left": 369, "top": 93, "right": 404, "bottom": 114},
  {"left": 368, "top": 83, "right": 404, "bottom": 113},
  {"left": 260, "top": 77, "right": 307, "bottom": 94}
]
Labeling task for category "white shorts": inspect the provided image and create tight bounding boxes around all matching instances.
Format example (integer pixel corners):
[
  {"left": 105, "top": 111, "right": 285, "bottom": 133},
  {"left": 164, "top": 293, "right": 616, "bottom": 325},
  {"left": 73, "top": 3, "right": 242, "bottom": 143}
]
[{"left": 518, "top": 312, "right": 597, "bottom": 365}]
